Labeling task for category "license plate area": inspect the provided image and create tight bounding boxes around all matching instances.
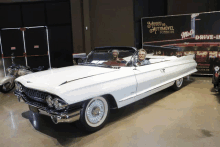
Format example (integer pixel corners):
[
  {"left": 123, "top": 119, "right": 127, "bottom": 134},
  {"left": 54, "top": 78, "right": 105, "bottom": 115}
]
[{"left": 29, "top": 105, "right": 39, "bottom": 113}]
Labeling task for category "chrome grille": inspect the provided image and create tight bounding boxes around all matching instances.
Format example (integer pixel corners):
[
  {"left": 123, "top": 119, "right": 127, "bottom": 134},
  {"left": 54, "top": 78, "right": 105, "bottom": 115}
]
[{"left": 22, "top": 86, "right": 47, "bottom": 103}]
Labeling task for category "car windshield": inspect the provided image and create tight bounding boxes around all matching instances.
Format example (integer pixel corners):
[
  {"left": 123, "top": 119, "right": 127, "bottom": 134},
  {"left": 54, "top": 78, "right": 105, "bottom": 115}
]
[{"left": 81, "top": 48, "right": 136, "bottom": 67}]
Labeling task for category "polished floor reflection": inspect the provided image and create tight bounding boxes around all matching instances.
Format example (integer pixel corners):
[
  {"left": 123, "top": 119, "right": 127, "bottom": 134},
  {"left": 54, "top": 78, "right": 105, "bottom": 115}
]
[{"left": 0, "top": 76, "right": 220, "bottom": 147}]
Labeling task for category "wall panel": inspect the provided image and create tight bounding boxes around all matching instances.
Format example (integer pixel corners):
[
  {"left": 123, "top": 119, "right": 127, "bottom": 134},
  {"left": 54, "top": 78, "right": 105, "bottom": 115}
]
[
  {"left": 22, "top": 3, "right": 46, "bottom": 26},
  {"left": 89, "top": 0, "right": 135, "bottom": 50}
]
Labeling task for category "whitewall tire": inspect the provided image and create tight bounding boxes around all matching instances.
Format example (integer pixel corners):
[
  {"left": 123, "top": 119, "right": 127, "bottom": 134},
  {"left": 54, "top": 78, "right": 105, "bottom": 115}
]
[
  {"left": 78, "top": 97, "right": 110, "bottom": 132},
  {"left": 172, "top": 78, "right": 184, "bottom": 91},
  {"left": 0, "top": 82, "right": 15, "bottom": 93}
]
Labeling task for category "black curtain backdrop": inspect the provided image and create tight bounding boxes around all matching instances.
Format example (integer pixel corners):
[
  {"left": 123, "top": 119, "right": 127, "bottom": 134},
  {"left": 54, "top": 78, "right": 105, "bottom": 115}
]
[{"left": 0, "top": 0, "right": 73, "bottom": 73}]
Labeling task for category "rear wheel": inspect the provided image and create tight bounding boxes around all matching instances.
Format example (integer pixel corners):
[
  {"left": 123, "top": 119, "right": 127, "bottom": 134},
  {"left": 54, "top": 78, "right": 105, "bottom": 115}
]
[
  {"left": 0, "top": 82, "right": 15, "bottom": 93},
  {"left": 214, "top": 84, "right": 219, "bottom": 92},
  {"left": 77, "top": 97, "right": 110, "bottom": 132},
  {"left": 171, "top": 78, "right": 183, "bottom": 91}
]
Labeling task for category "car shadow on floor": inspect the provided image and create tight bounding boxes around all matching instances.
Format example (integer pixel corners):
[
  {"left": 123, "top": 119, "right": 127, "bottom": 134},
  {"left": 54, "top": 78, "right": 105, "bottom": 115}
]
[
  {"left": 22, "top": 111, "right": 87, "bottom": 146},
  {"left": 21, "top": 78, "right": 195, "bottom": 146},
  {"left": 210, "top": 87, "right": 220, "bottom": 103},
  {"left": 108, "top": 78, "right": 195, "bottom": 124}
]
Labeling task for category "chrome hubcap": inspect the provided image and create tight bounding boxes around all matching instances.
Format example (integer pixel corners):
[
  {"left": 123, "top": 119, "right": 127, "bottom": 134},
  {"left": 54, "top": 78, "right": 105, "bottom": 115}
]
[
  {"left": 86, "top": 100, "right": 105, "bottom": 124},
  {"left": 92, "top": 106, "right": 100, "bottom": 116},
  {"left": 176, "top": 78, "right": 183, "bottom": 87}
]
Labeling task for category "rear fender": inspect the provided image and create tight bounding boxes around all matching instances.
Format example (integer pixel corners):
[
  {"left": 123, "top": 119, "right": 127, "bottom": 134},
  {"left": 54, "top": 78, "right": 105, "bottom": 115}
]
[{"left": 0, "top": 76, "right": 15, "bottom": 85}]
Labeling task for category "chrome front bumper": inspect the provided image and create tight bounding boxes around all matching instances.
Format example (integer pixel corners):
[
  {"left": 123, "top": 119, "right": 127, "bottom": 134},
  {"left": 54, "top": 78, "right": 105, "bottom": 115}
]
[{"left": 14, "top": 91, "right": 81, "bottom": 124}]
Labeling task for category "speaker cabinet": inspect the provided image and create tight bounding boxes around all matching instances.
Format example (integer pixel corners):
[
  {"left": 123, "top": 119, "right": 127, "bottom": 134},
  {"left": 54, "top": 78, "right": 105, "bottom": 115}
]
[
  {"left": 24, "top": 28, "right": 48, "bottom": 55},
  {"left": 1, "top": 29, "right": 24, "bottom": 57}
]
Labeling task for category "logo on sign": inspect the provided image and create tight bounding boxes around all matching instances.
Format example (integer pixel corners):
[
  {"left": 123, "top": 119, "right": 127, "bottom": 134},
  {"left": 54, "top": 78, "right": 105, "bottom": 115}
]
[
  {"left": 181, "top": 29, "right": 195, "bottom": 39},
  {"left": 34, "top": 45, "right": 39, "bottom": 48},
  {"left": 147, "top": 21, "right": 175, "bottom": 34},
  {"left": 11, "top": 47, "right": 16, "bottom": 50}
]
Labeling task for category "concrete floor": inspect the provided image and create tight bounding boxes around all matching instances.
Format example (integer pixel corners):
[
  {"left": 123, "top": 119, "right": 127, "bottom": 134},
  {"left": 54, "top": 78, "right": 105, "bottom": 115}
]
[{"left": 1, "top": 76, "right": 220, "bottom": 147}]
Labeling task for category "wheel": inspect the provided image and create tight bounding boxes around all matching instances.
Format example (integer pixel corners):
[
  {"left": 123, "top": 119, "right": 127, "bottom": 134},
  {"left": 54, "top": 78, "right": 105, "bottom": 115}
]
[
  {"left": 214, "top": 84, "right": 219, "bottom": 92},
  {"left": 78, "top": 97, "right": 110, "bottom": 132},
  {"left": 0, "top": 82, "right": 15, "bottom": 93},
  {"left": 171, "top": 78, "right": 183, "bottom": 91}
]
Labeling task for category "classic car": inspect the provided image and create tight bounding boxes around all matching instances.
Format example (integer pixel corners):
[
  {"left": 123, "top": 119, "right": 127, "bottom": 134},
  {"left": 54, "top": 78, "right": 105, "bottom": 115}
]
[{"left": 14, "top": 46, "right": 197, "bottom": 132}]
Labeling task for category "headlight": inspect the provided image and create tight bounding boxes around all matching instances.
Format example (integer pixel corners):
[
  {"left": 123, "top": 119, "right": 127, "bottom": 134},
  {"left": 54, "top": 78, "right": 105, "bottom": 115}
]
[
  {"left": 15, "top": 82, "right": 23, "bottom": 92},
  {"left": 215, "top": 66, "right": 219, "bottom": 72},
  {"left": 46, "top": 95, "right": 53, "bottom": 107},
  {"left": 53, "top": 98, "right": 68, "bottom": 110}
]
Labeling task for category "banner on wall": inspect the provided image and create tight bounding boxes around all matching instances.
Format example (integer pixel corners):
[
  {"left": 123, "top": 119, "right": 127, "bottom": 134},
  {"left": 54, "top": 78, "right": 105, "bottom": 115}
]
[{"left": 142, "top": 11, "right": 220, "bottom": 75}]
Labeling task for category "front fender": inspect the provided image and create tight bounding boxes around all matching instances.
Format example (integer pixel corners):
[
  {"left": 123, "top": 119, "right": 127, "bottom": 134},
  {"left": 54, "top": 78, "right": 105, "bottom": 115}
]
[{"left": 0, "top": 76, "right": 15, "bottom": 85}]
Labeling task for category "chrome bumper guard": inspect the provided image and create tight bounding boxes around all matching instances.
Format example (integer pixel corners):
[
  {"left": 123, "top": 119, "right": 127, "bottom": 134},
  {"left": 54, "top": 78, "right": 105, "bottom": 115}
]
[
  {"left": 51, "top": 110, "right": 80, "bottom": 124},
  {"left": 14, "top": 91, "right": 81, "bottom": 124}
]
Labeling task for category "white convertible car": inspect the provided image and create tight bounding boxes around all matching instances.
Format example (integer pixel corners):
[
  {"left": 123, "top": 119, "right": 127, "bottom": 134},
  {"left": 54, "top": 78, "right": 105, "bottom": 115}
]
[{"left": 14, "top": 46, "right": 197, "bottom": 132}]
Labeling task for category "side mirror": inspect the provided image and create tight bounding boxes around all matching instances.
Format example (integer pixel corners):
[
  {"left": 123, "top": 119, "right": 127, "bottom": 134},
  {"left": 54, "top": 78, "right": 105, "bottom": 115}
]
[{"left": 133, "top": 56, "right": 139, "bottom": 67}]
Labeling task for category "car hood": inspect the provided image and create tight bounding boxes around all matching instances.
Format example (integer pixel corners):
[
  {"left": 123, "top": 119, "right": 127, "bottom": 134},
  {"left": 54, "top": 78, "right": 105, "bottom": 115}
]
[{"left": 16, "top": 65, "right": 117, "bottom": 91}]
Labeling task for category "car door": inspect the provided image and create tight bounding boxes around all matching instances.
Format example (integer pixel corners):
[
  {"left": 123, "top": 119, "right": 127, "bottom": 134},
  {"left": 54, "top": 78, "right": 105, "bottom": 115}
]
[
  {"left": 133, "top": 61, "right": 167, "bottom": 101},
  {"left": 107, "top": 66, "right": 138, "bottom": 108}
]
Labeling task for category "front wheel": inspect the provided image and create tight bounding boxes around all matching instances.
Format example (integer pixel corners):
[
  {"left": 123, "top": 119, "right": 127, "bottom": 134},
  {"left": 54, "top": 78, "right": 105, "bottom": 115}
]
[
  {"left": 78, "top": 97, "right": 110, "bottom": 132},
  {"left": 171, "top": 78, "right": 183, "bottom": 91},
  {"left": 0, "top": 82, "right": 15, "bottom": 93},
  {"left": 214, "top": 84, "right": 219, "bottom": 92}
]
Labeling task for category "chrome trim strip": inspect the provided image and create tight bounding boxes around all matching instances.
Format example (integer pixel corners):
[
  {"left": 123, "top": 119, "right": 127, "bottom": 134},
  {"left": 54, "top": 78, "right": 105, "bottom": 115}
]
[
  {"left": 135, "top": 69, "right": 196, "bottom": 97},
  {"left": 119, "top": 96, "right": 135, "bottom": 102},
  {"left": 133, "top": 61, "right": 196, "bottom": 73},
  {"left": 59, "top": 70, "right": 117, "bottom": 86},
  {"left": 119, "top": 82, "right": 173, "bottom": 102},
  {"left": 192, "top": 73, "right": 212, "bottom": 76},
  {"left": 135, "top": 81, "right": 174, "bottom": 97},
  {"left": 119, "top": 69, "right": 196, "bottom": 102}
]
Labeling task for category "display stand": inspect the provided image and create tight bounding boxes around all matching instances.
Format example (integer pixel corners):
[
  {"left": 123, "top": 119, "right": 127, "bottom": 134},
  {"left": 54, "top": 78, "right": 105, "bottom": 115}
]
[{"left": 0, "top": 26, "right": 51, "bottom": 77}]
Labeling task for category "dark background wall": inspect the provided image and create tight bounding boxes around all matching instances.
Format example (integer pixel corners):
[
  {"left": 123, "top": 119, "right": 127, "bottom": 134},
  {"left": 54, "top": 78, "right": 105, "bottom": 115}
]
[
  {"left": 168, "top": 0, "right": 219, "bottom": 15},
  {"left": 0, "top": 0, "right": 220, "bottom": 53},
  {"left": 89, "top": 0, "right": 135, "bottom": 50},
  {"left": 70, "top": 0, "right": 84, "bottom": 54},
  {"left": 134, "top": 0, "right": 167, "bottom": 49},
  {"left": 1, "top": 0, "right": 220, "bottom": 79},
  {"left": 0, "top": 0, "right": 74, "bottom": 80}
]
